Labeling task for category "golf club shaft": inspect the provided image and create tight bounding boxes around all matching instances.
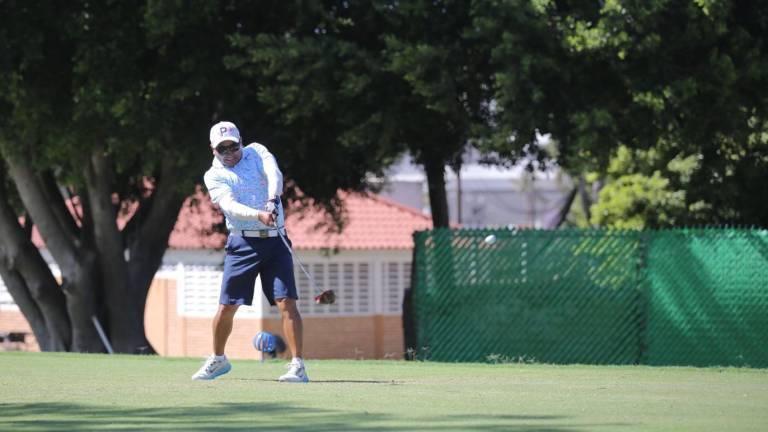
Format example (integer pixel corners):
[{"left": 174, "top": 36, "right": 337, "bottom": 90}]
[{"left": 276, "top": 228, "right": 324, "bottom": 295}]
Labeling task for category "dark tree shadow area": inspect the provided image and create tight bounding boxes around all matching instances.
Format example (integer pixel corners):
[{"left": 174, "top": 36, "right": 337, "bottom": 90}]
[
  {"left": 241, "top": 378, "right": 403, "bottom": 384},
  {"left": 0, "top": 402, "right": 631, "bottom": 431}
]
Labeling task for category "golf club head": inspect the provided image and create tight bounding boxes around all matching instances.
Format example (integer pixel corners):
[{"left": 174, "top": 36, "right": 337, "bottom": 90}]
[{"left": 314, "top": 289, "right": 336, "bottom": 305}]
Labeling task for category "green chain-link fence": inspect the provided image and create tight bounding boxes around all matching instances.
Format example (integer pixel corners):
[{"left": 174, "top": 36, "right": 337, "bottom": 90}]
[{"left": 410, "top": 228, "right": 768, "bottom": 367}]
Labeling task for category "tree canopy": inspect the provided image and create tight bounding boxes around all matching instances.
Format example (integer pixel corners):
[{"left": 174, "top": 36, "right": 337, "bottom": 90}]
[
  {"left": 490, "top": 0, "right": 768, "bottom": 227},
  {"left": 1, "top": 0, "right": 767, "bottom": 353},
  {"left": 225, "top": 0, "right": 499, "bottom": 227}
]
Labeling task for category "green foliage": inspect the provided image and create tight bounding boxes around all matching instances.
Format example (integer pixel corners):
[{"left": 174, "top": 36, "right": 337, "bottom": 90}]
[
  {"left": 482, "top": 0, "right": 768, "bottom": 227},
  {"left": 591, "top": 172, "right": 686, "bottom": 229},
  {"left": 589, "top": 1, "right": 768, "bottom": 226},
  {"left": 376, "top": 0, "right": 494, "bottom": 164},
  {"left": 227, "top": 29, "right": 402, "bottom": 205},
  {"left": 588, "top": 146, "right": 712, "bottom": 228},
  {"left": 2, "top": 0, "right": 768, "bottom": 230},
  {"left": 0, "top": 0, "right": 218, "bottom": 191},
  {"left": 225, "top": 0, "right": 496, "bottom": 225},
  {"left": 0, "top": 1, "right": 287, "bottom": 197},
  {"left": 471, "top": 0, "right": 620, "bottom": 171}
]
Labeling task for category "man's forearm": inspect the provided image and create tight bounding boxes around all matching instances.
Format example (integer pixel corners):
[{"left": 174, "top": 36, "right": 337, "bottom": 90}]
[{"left": 218, "top": 196, "right": 264, "bottom": 221}]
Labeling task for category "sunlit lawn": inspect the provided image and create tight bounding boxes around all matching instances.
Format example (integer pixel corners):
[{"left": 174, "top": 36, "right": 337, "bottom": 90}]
[{"left": 2, "top": 352, "right": 767, "bottom": 431}]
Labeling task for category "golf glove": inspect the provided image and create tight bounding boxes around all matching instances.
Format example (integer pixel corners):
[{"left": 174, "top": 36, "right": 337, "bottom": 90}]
[{"left": 265, "top": 196, "right": 280, "bottom": 216}]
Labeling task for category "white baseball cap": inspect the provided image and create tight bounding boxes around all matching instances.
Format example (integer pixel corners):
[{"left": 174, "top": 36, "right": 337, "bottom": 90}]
[{"left": 209, "top": 121, "right": 241, "bottom": 148}]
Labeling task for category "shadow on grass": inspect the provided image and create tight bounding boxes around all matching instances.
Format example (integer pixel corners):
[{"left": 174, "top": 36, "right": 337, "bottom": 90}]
[
  {"left": 0, "top": 402, "right": 630, "bottom": 431},
  {"left": 241, "top": 378, "right": 403, "bottom": 384}
]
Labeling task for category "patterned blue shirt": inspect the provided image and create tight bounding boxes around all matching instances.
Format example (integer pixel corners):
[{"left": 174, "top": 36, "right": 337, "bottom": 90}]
[{"left": 204, "top": 143, "right": 285, "bottom": 232}]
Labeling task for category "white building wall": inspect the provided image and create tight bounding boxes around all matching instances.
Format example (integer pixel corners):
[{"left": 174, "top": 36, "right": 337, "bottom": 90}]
[
  {"left": 1, "top": 248, "right": 414, "bottom": 321},
  {"left": 378, "top": 152, "right": 574, "bottom": 228},
  {"left": 161, "top": 248, "right": 413, "bottom": 320}
]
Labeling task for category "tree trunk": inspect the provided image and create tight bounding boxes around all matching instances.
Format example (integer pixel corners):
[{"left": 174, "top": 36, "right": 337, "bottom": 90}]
[
  {"left": 126, "top": 159, "right": 185, "bottom": 353},
  {"left": 578, "top": 175, "right": 592, "bottom": 226},
  {"left": 3, "top": 149, "right": 191, "bottom": 354},
  {"left": 62, "top": 259, "right": 105, "bottom": 352},
  {"left": 4, "top": 154, "right": 104, "bottom": 352},
  {"left": 0, "top": 173, "right": 71, "bottom": 350},
  {"left": 0, "top": 267, "right": 50, "bottom": 349},
  {"left": 423, "top": 155, "right": 450, "bottom": 228},
  {"left": 544, "top": 185, "right": 577, "bottom": 229},
  {"left": 0, "top": 245, "right": 71, "bottom": 351},
  {"left": 85, "top": 151, "right": 146, "bottom": 353}
]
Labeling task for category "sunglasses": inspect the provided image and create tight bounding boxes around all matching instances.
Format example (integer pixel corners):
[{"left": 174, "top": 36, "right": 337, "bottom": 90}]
[{"left": 215, "top": 142, "right": 241, "bottom": 155}]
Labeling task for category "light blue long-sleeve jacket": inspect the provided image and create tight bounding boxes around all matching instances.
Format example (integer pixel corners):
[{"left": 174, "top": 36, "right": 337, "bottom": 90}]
[{"left": 203, "top": 143, "right": 285, "bottom": 232}]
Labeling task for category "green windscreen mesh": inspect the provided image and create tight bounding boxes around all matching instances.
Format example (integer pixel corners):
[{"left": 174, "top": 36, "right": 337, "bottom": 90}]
[
  {"left": 411, "top": 228, "right": 768, "bottom": 367},
  {"left": 646, "top": 229, "right": 768, "bottom": 367}
]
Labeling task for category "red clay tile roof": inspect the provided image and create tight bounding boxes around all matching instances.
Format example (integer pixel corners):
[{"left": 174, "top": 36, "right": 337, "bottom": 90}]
[
  {"left": 168, "top": 190, "right": 433, "bottom": 251},
  {"left": 29, "top": 190, "right": 432, "bottom": 251},
  {"left": 167, "top": 193, "right": 229, "bottom": 250},
  {"left": 28, "top": 190, "right": 432, "bottom": 250},
  {"left": 283, "top": 193, "right": 433, "bottom": 250}
]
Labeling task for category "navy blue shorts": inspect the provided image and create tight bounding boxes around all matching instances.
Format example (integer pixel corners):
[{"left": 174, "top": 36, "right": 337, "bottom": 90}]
[{"left": 220, "top": 235, "right": 298, "bottom": 306}]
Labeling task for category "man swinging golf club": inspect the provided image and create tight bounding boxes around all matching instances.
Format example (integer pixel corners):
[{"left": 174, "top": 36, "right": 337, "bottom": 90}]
[{"left": 192, "top": 121, "right": 308, "bottom": 383}]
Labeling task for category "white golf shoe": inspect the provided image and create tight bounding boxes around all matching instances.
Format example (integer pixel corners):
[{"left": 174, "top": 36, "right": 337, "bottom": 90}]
[
  {"left": 278, "top": 359, "right": 309, "bottom": 383},
  {"left": 191, "top": 355, "right": 232, "bottom": 380}
]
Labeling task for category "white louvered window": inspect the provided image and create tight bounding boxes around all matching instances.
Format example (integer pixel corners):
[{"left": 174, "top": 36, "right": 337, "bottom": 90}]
[
  {"left": 296, "top": 262, "right": 325, "bottom": 315},
  {"left": 342, "top": 263, "right": 355, "bottom": 313},
  {"left": 383, "top": 261, "right": 410, "bottom": 314},
  {"left": 357, "top": 263, "right": 371, "bottom": 313},
  {"left": 0, "top": 277, "right": 18, "bottom": 310},
  {"left": 179, "top": 265, "right": 222, "bottom": 317},
  {"left": 312, "top": 263, "right": 325, "bottom": 315},
  {"left": 295, "top": 261, "right": 372, "bottom": 316},
  {"left": 327, "top": 263, "right": 340, "bottom": 314},
  {"left": 402, "top": 262, "right": 412, "bottom": 310},
  {"left": 296, "top": 264, "right": 312, "bottom": 315},
  {"left": 179, "top": 264, "right": 260, "bottom": 317}
]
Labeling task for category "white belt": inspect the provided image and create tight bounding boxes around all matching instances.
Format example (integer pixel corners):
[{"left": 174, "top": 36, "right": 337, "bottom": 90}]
[{"left": 236, "top": 228, "right": 286, "bottom": 238}]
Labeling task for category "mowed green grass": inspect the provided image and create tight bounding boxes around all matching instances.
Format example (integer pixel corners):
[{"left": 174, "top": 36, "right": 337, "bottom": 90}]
[{"left": 1, "top": 352, "right": 767, "bottom": 431}]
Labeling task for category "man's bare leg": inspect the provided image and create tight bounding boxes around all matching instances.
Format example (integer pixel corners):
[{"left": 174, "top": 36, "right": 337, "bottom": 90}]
[
  {"left": 276, "top": 298, "right": 308, "bottom": 382},
  {"left": 213, "top": 304, "right": 239, "bottom": 356},
  {"left": 277, "top": 298, "right": 303, "bottom": 358},
  {"left": 191, "top": 304, "right": 238, "bottom": 380}
]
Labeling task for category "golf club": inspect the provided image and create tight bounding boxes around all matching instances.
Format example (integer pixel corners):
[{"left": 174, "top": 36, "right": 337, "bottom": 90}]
[{"left": 276, "top": 227, "right": 336, "bottom": 305}]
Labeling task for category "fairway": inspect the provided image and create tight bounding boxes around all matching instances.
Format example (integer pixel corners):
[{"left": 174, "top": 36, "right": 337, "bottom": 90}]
[{"left": 1, "top": 352, "right": 767, "bottom": 431}]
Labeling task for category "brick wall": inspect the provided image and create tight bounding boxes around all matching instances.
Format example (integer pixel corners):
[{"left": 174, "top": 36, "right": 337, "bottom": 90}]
[
  {"left": 0, "top": 309, "right": 38, "bottom": 351},
  {"left": 1, "top": 276, "right": 405, "bottom": 360},
  {"left": 145, "top": 278, "right": 405, "bottom": 360}
]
